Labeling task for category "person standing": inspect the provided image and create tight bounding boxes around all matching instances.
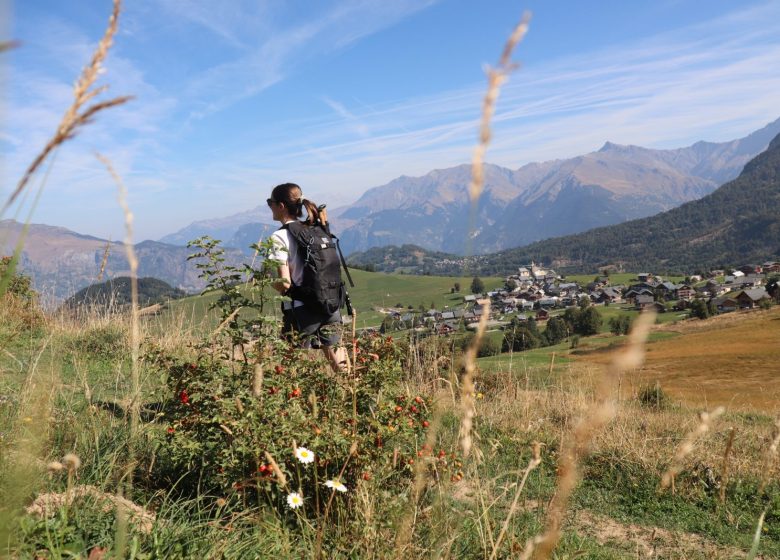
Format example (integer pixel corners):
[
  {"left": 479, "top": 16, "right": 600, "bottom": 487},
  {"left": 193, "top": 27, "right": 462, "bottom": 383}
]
[{"left": 266, "top": 182, "right": 346, "bottom": 372}]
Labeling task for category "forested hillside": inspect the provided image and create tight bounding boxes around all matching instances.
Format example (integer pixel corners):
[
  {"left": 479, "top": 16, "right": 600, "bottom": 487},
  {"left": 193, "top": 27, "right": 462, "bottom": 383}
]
[{"left": 64, "top": 277, "right": 187, "bottom": 309}]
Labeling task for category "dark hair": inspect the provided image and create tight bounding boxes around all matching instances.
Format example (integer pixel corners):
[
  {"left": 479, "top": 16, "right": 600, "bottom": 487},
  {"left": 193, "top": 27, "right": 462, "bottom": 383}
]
[{"left": 270, "top": 183, "right": 321, "bottom": 225}]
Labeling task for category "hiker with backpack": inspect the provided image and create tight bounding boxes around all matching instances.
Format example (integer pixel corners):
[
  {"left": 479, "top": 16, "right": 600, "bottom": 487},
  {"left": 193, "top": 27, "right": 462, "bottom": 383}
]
[{"left": 266, "top": 183, "right": 353, "bottom": 372}]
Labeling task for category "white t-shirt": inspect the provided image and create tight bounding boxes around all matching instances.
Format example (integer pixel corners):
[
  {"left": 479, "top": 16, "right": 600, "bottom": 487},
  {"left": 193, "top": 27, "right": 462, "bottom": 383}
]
[{"left": 270, "top": 220, "right": 304, "bottom": 307}]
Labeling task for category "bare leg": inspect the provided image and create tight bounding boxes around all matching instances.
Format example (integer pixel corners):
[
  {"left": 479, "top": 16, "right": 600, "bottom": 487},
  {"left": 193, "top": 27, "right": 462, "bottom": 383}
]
[
  {"left": 321, "top": 346, "right": 349, "bottom": 373},
  {"left": 322, "top": 346, "right": 339, "bottom": 372}
]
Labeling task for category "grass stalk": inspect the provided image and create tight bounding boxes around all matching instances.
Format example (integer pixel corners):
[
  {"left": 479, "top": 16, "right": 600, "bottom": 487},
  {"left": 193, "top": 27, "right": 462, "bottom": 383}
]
[
  {"left": 2, "top": 0, "right": 131, "bottom": 216},
  {"left": 719, "top": 427, "right": 736, "bottom": 504},
  {"left": 489, "top": 441, "right": 542, "bottom": 560},
  {"left": 660, "top": 406, "right": 725, "bottom": 492},
  {"left": 533, "top": 311, "right": 655, "bottom": 560}
]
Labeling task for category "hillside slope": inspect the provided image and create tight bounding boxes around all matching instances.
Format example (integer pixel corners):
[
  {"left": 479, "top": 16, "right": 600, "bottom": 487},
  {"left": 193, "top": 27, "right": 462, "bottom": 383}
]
[
  {"left": 0, "top": 221, "right": 247, "bottom": 302},
  {"left": 158, "top": 118, "right": 780, "bottom": 255},
  {"left": 477, "top": 132, "right": 780, "bottom": 274},
  {"left": 337, "top": 117, "right": 780, "bottom": 254}
]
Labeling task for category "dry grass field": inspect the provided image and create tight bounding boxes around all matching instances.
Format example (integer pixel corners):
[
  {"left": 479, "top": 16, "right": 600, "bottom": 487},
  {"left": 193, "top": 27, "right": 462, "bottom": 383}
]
[{"left": 575, "top": 306, "right": 780, "bottom": 413}]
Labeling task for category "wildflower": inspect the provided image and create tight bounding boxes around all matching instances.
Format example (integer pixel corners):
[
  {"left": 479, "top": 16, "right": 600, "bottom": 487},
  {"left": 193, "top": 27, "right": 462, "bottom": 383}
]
[
  {"left": 47, "top": 461, "right": 64, "bottom": 474},
  {"left": 167, "top": 427, "right": 175, "bottom": 434},
  {"left": 324, "top": 479, "right": 347, "bottom": 493},
  {"left": 295, "top": 446, "right": 314, "bottom": 464},
  {"left": 179, "top": 389, "right": 189, "bottom": 404},
  {"left": 62, "top": 453, "right": 81, "bottom": 472},
  {"left": 286, "top": 492, "right": 303, "bottom": 509}
]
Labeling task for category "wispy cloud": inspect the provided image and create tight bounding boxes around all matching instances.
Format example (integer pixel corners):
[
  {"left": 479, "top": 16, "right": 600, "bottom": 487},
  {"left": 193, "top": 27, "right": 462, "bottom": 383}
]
[
  {"left": 5, "top": 0, "right": 779, "bottom": 241},
  {"left": 322, "top": 96, "right": 370, "bottom": 138},
  {"left": 174, "top": 0, "right": 438, "bottom": 119},
  {"left": 246, "top": 1, "right": 780, "bottom": 189}
]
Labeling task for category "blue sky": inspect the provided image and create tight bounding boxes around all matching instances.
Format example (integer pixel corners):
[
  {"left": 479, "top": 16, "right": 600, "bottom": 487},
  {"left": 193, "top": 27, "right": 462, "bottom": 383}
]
[{"left": 2, "top": 0, "right": 779, "bottom": 241}]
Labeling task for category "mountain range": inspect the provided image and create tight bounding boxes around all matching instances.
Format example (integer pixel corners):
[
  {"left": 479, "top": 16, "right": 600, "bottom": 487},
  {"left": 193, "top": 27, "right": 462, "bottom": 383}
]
[
  {"left": 350, "top": 132, "right": 780, "bottom": 275},
  {"left": 0, "top": 220, "right": 246, "bottom": 303},
  {"left": 158, "top": 117, "right": 780, "bottom": 255}
]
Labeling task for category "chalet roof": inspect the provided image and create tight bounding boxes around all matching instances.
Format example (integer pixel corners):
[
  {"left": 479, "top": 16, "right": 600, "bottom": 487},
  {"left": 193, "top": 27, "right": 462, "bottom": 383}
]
[
  {"left": 626, "top": 287, "right": 654, "bottom": 296},
  {"left": 440, "top": 311, "right": 455, "bottom": 320},
  {"left": 739, "top": 288, "right": 769, "bottom": 301},
  {"left": 712, "top": 295, "right": 739, "bottom": 305}
]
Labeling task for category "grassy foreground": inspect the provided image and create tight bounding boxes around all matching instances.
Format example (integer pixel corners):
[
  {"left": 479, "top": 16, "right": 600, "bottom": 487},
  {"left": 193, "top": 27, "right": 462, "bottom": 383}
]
[{"left": 1, "top": 286, "right": 779, "bottom": 559}]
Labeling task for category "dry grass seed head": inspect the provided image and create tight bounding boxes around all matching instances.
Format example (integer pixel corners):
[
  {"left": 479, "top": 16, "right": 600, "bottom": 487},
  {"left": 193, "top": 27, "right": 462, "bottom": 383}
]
[
  {"left": 459, "top": 299, "right": 491, "bottom": 459},
  {"left": 532, "top": 311, "right": 655, "bottom": 560},
  {"left": 759, "top": 414, "right": 780, "bottom": 492},
  {"left": 4, "top": 0, "right": 132, "bottom": 214},
  {"left": 660, "top": 406, "right": 725, "bottom": 491}
]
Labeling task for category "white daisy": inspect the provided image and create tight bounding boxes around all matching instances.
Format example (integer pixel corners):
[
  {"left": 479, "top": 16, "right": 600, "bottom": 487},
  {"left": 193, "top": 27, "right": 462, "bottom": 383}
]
[
  {"left": 324, "top": 479, "right": 348, "bottom": 493},
  {"left": 295, "top": 446, "right": 315, "bottom": 464},
  {"left": 286, "top": 492, "right": 304, "bottom": 509}
]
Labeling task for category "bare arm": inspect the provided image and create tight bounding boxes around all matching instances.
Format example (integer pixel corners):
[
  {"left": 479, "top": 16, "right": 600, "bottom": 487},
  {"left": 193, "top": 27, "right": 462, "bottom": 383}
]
[{"left": 272, "top": 263, "right": 292, "bottom": 295}]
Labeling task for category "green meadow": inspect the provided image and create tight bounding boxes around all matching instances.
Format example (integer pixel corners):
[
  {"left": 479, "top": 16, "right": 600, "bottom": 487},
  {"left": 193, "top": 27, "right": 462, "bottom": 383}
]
[{"left": 161, "top": 269, "right": 506, "bottom": 331}]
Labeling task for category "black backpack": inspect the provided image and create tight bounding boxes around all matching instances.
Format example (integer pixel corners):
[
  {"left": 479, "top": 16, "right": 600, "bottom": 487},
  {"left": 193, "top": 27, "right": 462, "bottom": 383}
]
[{"left": 282, "top": 220, "right": 354, "bottom": 315}]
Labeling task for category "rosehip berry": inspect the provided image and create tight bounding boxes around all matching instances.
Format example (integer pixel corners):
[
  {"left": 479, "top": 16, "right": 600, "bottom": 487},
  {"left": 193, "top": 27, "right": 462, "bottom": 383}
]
[
  {"left": 362, "top": 472, "right": 371, "bottom": 480},
  {"left": 414, "top": 396, "right": 423, "bottom": 404},
  {"left": 438, "top": 450, "right": 446, "bottom": 458},
  {"left": 394, "top": 405, "right": 403, "bottom": 413},
  {"left": 410, "top": 405, "right": 418, "bottom": 414},
  {"left": 422, "top": 421, "right": 430, "bottom": 428},
  {"left": 274, "top": 364, "right": 284, "bottom": 374}
]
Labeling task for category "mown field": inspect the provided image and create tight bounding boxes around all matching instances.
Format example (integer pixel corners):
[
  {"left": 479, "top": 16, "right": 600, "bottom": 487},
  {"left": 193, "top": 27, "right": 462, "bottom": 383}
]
[{"left": 574, "top": 306, "right": 780, "bottom": 413}]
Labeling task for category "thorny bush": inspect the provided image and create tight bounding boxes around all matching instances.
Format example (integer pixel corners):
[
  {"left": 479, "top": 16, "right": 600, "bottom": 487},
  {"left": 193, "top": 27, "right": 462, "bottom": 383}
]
[{"left": 145, "top": 237, "right": 455, "bottom": 518}]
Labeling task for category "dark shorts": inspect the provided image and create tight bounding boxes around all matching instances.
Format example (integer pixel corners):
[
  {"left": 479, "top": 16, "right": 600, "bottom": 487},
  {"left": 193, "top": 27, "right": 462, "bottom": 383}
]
[{"left": 282, "top": 304, "right": 342, "bottom": 349}]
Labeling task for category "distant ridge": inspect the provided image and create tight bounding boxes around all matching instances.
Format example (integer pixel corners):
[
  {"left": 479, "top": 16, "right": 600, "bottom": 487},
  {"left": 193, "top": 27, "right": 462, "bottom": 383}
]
[
  {"left": 157, "top": 118, "right": 780, "bottom": 256},
  {"left": 472, "top": 132, "right": 780, "bottom": 274},
  {"left": 348, "top": 133, "right": 780, "bottom": 275},
  {"left": 0, "top": 220, "right": 247, "bottom": 302},
  {"left": 336, "top": 117, "right": 780, "bottom": 255}
]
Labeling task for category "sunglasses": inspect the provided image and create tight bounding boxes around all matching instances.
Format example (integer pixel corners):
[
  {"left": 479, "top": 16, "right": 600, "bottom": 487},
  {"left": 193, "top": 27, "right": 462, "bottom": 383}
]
[{"left": 266, "top": 198, "right": 278, "bottom": 207}]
